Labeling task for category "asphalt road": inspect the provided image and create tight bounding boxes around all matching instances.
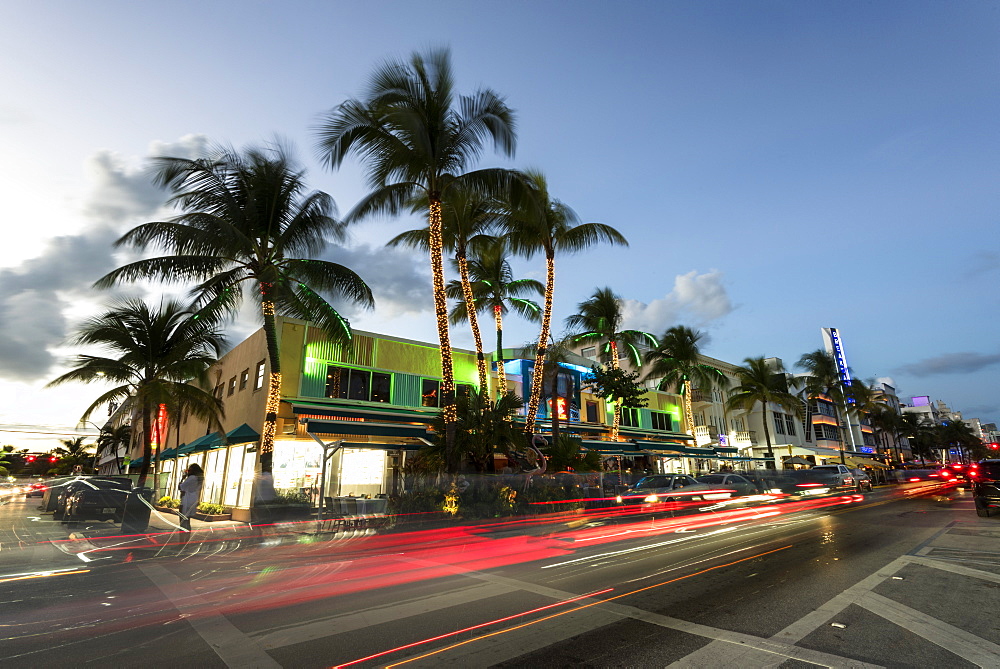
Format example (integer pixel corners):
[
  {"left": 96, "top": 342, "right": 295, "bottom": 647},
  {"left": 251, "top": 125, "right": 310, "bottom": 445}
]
[{"left": 1, "top": 484, "right": 998, "bottom": 668}]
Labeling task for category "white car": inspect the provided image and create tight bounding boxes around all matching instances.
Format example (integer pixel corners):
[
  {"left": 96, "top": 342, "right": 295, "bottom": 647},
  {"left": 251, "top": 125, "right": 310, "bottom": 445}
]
[{"left": 616, "top": 474, "right": 738, "bottom": 504}]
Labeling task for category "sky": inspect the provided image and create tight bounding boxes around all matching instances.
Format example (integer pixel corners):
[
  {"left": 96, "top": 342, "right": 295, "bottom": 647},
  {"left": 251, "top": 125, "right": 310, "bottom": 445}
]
[{"left": 0, "top": 1, "right": 997, "bottom": 451}]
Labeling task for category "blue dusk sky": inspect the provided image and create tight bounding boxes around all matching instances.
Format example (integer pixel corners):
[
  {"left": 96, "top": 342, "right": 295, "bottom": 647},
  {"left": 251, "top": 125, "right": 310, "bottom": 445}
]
[{"left": 0, "top": 1, "right": 997, "bottom": 450}]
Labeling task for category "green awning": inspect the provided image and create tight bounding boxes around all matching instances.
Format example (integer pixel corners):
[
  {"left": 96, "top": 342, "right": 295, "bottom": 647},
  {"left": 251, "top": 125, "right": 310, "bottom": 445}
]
[
  {"left": 129, "top": 457, "right": 144, "bottom": 467},
  {"left": 158, "top": 447, "right": 177, "bottom": 460},
  {"left": 338, "top": 442, "right": 423, "bottom": 452},
  {"left": 306, "top": 419, "right": 430, "bottom": 439},
  {"left": 179, "top": 432, "right": 224, "bottom": 454},
  {"left": 684, "top": 447, "right": 718, "bottom": 456},
  {"left": 716, "top": 447, "right": 739, "bottom": 454},
  {"left": 226, "top": 423, "right": 259, "bottom": 444}
]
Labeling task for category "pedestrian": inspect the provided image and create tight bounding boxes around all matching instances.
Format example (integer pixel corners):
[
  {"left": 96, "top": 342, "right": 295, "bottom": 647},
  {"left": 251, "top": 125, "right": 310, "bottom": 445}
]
[{"left": 178, "top": 463, "right": 204, "bottom": 531}]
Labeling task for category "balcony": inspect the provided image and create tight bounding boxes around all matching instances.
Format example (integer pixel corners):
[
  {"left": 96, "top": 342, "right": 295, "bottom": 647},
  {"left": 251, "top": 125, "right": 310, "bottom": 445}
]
[
  {"left": 694, "top": 425, "right": 719, "bottom": 447},
  {"left": 690, "top": 389, "right": 713, "bottom": 404},
  {"left": 732, "top": 430, "right": 756, "bottom": 447}
]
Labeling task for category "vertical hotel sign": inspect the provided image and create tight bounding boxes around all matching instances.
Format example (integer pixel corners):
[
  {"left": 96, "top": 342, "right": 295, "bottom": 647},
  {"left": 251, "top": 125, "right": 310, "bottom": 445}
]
[{"left": 822, "top": 327, "right": 853, "bottom": 390}]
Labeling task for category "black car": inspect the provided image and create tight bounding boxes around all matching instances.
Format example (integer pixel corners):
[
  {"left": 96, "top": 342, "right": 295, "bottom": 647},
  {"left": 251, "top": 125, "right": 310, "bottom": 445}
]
[
  {"left": 769, "top": 469, "right": 848, "bottom": 496},
  {"left": 55, "top": 477, "right": 133, "bottom": 522},
  {"left": 970, "top": 460, "right": 1000, "bottom": 518}
]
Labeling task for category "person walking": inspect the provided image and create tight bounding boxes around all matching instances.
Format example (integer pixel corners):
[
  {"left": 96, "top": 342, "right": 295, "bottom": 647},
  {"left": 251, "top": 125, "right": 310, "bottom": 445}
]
[{"left": 178, "top": 463, "right": 204, "bottom": 531}]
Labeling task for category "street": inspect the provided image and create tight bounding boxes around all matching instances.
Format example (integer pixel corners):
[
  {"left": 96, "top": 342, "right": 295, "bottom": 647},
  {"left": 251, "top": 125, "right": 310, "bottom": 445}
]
[{"left": 1, "top": 485, "right": 998, "bottom": 668}]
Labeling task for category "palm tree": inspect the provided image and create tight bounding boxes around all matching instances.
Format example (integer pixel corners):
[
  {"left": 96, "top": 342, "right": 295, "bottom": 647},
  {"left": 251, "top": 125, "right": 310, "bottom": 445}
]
[
  {"left": 95, "top": 143, "right": 374, "bottom": 479},
  {"left": 538, "top": 333, "right": 577, "bottom": 447},
  {"left": 503, "top": 171, "right": 628, "bottom": 438},
  {"left": 47, "top": 299, "right": 225, "bottom": 487},
  {"left": 726, "top": 357, "right": 802, "bottom": 465},
  {"left": 388, "top": 188, "right": 502, "bottom": 396},
  {"left": 844, "top": 379, "right": 889, "bottom": 452},
  {"left": 428, "top": 387, "right": 525, "bottom": 473},
  {"left": 566, "top": 287, "right": 656, "bottom": 441},
  {"left": 53, "top": 437, "right": 95, "bottom": 473},
  {"left": 644, "top": 326, "right": 728, "bottom": 438},
  {"left": 868, "top": 404, "right": 905, "bottom": 462},
  {"left": 796, "top": 349, "right": 849, "bottom": 460},
  {"left": 446, "top": 241, "right": 543, "bottom": 396},
  {"left": 900, "top": 413, "right": 936, "bottom": 464},
  {"left": 96, "top": 424, "right": 132, "bottom": 474},
  {"left": 315, "top": 48, "right": 517, "bottom": 473}
]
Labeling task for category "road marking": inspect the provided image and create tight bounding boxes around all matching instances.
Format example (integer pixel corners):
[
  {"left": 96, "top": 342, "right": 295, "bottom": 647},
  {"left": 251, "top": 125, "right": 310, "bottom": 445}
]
[
  {"left": 140, "top": 563, "right": 281, "bottom": 668},
  {"left": 252, "top": 582, "right": 510, "bottom": 649},
  {"left": 856, "top": 591, "right": 1000, "bottom": 667},
  {"left": 770, "top": 554, "right": 913, "bottom": 645},
  {"left": 909, "top": 554, "right": 1000, "bottom": 585}
]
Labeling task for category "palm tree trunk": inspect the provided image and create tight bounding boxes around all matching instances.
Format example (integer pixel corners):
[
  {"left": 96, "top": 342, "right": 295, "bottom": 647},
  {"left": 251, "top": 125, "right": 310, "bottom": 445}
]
[
  {"left": 456, "top": 252, "right": 489, "bottom": 399},
  {"left": 609, "top": 341, "right": 621, "bottom": 442},
  {"left": 494, "top": 306, "right": 507, "bottom": 396},
  {"left": 761, "top": 401, "right": 775, "bottom": 467},
  {"left": 525, "top": 253, "right": 555, "bottom": 437},
  {"left": 428, "top": 198, "right": 458, "bottom": 472},
  {"left": 260, "top": 297, "right": 282, "bottom": 480}
]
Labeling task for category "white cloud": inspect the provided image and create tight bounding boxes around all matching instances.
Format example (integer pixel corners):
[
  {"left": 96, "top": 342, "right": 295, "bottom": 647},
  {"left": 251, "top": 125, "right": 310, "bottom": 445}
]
[{"left": 620, "top": 270, "right": 734, "bottom": 334}]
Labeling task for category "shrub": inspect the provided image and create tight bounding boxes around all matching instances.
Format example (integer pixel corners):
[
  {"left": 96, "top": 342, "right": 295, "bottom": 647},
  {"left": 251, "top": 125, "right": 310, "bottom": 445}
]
[
  {"left": 157, "top": 496, "right": 180, "bottom": 509},
  {"left": 272, "top": 489, "right": 311, "bottom": 505},
  {"left": 197, "top": 502, "right": 228, "bottom": 515}
]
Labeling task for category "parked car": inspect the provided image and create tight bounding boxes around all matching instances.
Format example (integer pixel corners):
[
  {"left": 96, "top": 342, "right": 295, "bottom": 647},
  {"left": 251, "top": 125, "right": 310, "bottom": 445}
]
[
  {"left": 53, "top": 477, "right": 130, "bottom": 521},
  {"left": 40, "top": 476, "right": 87, "bottom": 512},
  {"left": 615, "top": 474, "right": 732, "bottom": 505},
  {"left": 848, "top": 468, "right": 873, "bottom": 492},
  {"left": 59, "top": 477, "right": 134, "bottom": 523},
  {"left": 970, "top": 460, "right": 1000, "bottom": 518},
  {"left": 694, "top": 473, "right": 758, "bottom": 497}
]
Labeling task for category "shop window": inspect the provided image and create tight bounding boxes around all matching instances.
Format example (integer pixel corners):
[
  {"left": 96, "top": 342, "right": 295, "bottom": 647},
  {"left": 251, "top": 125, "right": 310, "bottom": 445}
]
[
  {"left": 239, "top": 369, "right": 249, "bottom": 390},
  {"left": 254, "top": 360, "right": 266, "bottom": 390}
]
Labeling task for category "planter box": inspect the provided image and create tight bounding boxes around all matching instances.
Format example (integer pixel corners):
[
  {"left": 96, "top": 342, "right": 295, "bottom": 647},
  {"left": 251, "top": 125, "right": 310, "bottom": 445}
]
[
  {"left": 154, "top": 506, "right": 179, "bottom": 515},
  {"left": 193, "top": 512, "right": 232, "bottom": 522}
]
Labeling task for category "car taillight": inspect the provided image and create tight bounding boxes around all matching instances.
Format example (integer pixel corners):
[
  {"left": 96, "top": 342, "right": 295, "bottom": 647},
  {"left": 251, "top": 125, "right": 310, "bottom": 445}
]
[
  {"left": 796, "top": 483, "right": 824, "bottom": 487},
  {"left": 909, "top": 477, "right": 921, "bottom": 482}
]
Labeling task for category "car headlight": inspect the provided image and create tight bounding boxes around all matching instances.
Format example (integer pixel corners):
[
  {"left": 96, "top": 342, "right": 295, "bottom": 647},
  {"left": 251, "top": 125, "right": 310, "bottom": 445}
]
[
  {"left": 644, "top": 494, "right": 659, "bottom": 503},
  {"left": 769, "top": 488, "right": 783, "bottom": 494},
  {"left": 615, "top": 495, "right": 623, "bottom": 503}
]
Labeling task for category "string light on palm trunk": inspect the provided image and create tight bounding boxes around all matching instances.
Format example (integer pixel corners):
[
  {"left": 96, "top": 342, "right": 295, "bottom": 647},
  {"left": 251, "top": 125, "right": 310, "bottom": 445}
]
[
  {"left": 428, "top": 199, "right": 456, "bottom": 424},
  {"left": 261, "top": 372, "right": 281, "bottom": 454},
  {"left": 526, "top": 256, "right": 555, "bottom": 436},
  {"left": 494, "top": 305, "right": 507, "bottom": 396},
  {"left": 458, "top": 255, "right": 488, "bottom": 397},
  {"left": 683, "top": 379, "right": 696, "bottom": 437}
]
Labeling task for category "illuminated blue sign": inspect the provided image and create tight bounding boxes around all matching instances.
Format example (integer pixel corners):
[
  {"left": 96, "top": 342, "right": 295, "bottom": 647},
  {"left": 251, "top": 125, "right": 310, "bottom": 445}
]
[{"left": 828, "top": 328, "right": 852, "bottom": 387}]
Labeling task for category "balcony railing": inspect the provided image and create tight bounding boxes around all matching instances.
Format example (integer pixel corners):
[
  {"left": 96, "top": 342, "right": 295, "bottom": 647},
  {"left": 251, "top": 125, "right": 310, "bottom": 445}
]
[
  {"left": 732, "top": 430, "right": 756, "bottom": 446},
  {"left": 694, "top": 425, "right": 719, "bottom": 446},
  {"left": 689, "top": 389, "right": 713, "bottom": 403}
]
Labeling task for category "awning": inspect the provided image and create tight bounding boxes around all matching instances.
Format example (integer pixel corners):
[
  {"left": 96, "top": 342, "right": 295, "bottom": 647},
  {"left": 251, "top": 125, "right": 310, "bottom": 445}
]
[
  {"left": 580, "top": 440, "right": 647, "bottom": 456},
  {"left": 158, "top": 447, "right": 177, "bottom": 460},
  {"left": 337, "top": 442, "right": 422, "bottom": 452},
  {"left": 226, "top": 423, "right": 259, "bottom": 444},
  {"left": 179, "top": 432, "right": 225, "bottom": 455},
  {"left": 305, "top": 419, "right": 430, "bottom": 439},
  {"left": 715, "top": 447, "right": 739, "bottom": 454},
  {"left": 844, "top": 457, "right": 890, "bottom": 469}
]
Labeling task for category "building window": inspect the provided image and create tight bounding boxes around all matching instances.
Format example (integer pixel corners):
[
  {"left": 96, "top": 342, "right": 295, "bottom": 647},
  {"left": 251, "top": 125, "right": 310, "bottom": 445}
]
[
  {"left": 773, "top": 413, "right": 787, "bottom": 435},
  {"left": 581, "top": 346, "right": 597, "bottom": 360},
  {"left": 621, "top": 408, "right": 640, "bottom": 428},
  {"left": 214, "top": 383, "right": 224, "bottom": 399},
  {"left": 420, "top": 379, "right": 472, "bottom": 407},
  {"left": 784, "top": 414, "right": 796, "bottom": 436},
  {"left": 254, "top": 360, "right": 266, "bottom": 390},
  {"left": 228, "top": 376, "right": 237, "bottom": 396},
  {"left": 810, "top": 401, "right": 836, "bottom": 418},
  {"left": 239, "top": 369, "right": 249, "bottom": 390},
  {"left": 586, "top": 401, "right": 599, "bottom": 423},
  {"left": 326, "top": 366, "right": 392, "bottom": 404},
  {"left": 650, "top": 411, "right": 672, "bottom": 432},
  {"left": 815, "top": 424, "right": 840, "bottom": 441}
]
